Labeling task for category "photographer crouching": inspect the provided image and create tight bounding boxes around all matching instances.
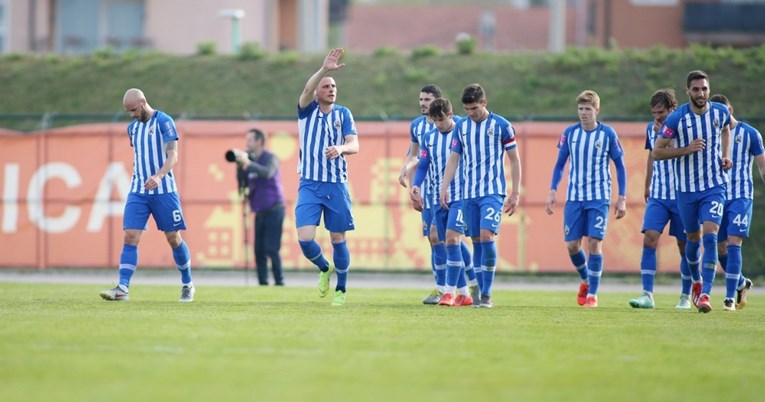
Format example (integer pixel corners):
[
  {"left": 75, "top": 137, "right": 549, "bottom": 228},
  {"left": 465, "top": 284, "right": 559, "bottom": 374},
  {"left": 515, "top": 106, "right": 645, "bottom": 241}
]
[{"left": 227, "top": 128, "right": 286, "bottom": 286}]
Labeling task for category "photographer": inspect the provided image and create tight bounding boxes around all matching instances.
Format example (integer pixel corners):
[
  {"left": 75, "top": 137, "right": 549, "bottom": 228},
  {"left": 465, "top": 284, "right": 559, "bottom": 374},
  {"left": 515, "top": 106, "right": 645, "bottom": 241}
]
[{"left": 229, "top": 128, "right": 286, "bottom": 286}]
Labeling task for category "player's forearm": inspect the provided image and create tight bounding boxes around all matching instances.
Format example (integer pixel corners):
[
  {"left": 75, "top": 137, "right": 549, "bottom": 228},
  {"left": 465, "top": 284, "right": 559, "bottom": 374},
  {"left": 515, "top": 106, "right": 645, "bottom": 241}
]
[
  {"left": 651, "top": 146, "right": 685, "bottom": 160},
  {"left": 339, "top": 139, "right": 359, "bottom": 155},
  {"left": 156, "top": 151, "right": 178, "bottom": 178},
  {"left": 721, "top": 129, "right": 731, "bottom": 160},
  {"left": 299, "top": 66, "right": 330, "bottom": 107},
  {"left": 509, "top": 155, "right": 522, "bottom": 196}
]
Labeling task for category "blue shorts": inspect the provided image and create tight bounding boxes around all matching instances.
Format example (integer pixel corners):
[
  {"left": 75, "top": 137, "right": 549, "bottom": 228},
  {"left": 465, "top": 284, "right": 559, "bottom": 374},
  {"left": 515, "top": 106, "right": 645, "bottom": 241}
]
[
  {"left": 719, "top": 198, "right": 753, "bottom": 239},
  {"left": 563, "top": 200, "right": 609, "bottom": 241},
  {"left": 432, "top": 201, "right": 466, "bottom": 242},
  {"left": 463, "top": 195, "right": 504, "bottom": 237},
  {"left": 421, "top": 205, "right": 433, "bottom": 237},
  {"left": 676, "top": 186, "right": 725, "bottom": 233},
  {"left": 642, "top": 197, "right": 686, "bottom": 241},
  {"left": 295, "top": 179, "right": 355, "bottom": 233},
  {"left": 123, "top": 192, "right": 186, "bottom": 232}
]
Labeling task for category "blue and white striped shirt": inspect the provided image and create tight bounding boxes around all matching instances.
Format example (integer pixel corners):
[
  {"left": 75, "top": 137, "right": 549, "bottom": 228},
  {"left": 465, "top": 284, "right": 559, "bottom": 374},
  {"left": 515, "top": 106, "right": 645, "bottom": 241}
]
[
  {"left": 727, "top": 122, "right": 764, "bottom": 200},
  {"left": 127, "top": 110, "right": 178, "bottom": 195},
  {"left": 645, "top": 122, "right": 676, "bottom": 200},
  {"left": 297, "top": 100, "right": 357, "bottom": 183},
  {"left": 557, "top": 122, "right": 624, "bottom": 202},
  {"left": 411, "top": 115, "right": 436, "bottom": 208},
  {"left": 659, "top": 102, "right": 730, "bottom": 192},
  {"left": 418, "top": 117, "right": 465, "bottom": 205},
  {"left": 451, "top": 113, "right": 517, "bottom": 200}
]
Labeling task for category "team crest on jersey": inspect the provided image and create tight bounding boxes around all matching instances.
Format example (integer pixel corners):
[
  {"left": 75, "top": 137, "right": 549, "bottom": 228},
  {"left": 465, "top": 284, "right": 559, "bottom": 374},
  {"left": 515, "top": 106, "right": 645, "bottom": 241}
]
[
  {"left": 487, "top": 127, "right": 495, "bottom": 136},
  {"left": 713, "top": 119, "right": 720, "bottom": 128},
  {"left": 334, "top": 120, "right": 342, "bottom": 130},
  {"left": 736, "top": 134, "right": 743, "bottom": 143},
  {"left": 148, "top": 126, "right": 155, "bottom": 136},
  {"left": 594, "top": 140, "right": 602, "bottom": 148}
]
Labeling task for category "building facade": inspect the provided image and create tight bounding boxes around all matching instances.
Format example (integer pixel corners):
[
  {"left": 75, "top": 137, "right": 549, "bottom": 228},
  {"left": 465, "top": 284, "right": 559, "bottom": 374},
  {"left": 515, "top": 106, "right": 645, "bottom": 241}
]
[{"left": 3, "top": 0, "right": 329, "bottom": 55}]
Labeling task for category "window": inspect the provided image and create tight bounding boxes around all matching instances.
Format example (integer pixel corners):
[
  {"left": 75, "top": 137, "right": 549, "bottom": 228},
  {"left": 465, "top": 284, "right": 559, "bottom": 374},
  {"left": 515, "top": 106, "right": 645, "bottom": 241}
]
[{"left": 0, "top": 0, "right": 6, "bottom": 54}]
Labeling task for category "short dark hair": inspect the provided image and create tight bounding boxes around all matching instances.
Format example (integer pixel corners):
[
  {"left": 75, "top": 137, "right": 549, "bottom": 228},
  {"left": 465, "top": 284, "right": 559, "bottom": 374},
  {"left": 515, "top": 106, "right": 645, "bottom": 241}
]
[
  {"left": 421, "top": 84, "right": 443, "bottom": 99},
  {"left": 461, "top": 83, "right": 485, "bottom": 105},
  {"left": 649, "top": 89, "right": 678, "bottom": 110},
  {"left": 710, "top": 94, "right": 729, "bottom": 106},
  {"left": 248, "top": 128, "right": 266, "bottom": 142},
  {"left": 686, "top": 70, "right": 708, "bottom": 88},
  {"left": 428, "top": 98, "right": 453, "bottom": 119}
]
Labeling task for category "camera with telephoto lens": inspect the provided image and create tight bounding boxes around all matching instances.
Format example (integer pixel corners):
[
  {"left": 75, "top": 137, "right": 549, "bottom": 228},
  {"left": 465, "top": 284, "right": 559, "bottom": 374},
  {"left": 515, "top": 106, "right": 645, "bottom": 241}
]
[
  {"left": 225, "top": 149, "right": 240, "bottom": 162},
  {"left": 224, "top": 149, "right": 249, "bottom": 191}
]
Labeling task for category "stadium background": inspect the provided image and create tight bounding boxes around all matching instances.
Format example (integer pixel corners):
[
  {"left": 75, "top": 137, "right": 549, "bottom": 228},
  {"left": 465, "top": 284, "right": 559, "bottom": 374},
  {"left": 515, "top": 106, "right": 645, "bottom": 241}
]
[
  {"left": 0, "top": 118, "right": 755, "bottom": 274},
  {"left": 2, "top": 0, "right": 765, "bottom": 276}
]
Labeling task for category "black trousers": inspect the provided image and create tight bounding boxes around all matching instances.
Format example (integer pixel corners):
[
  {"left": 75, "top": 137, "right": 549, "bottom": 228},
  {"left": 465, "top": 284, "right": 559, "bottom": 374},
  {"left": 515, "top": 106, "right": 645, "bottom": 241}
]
[{"left": 254, "top": 203, "right": 285, "bottom": 285}]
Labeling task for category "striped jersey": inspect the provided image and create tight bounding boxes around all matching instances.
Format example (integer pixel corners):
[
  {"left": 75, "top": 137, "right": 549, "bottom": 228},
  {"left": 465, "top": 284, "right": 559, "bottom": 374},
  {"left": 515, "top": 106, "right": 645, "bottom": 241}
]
[
  {"left": 126, "top": 110, "right": 179, "bottom": 195},
  {"left": 418, "top": 117, "right": 464, "bottom": 205},
  {"left": 410, "top": 115, "right": 436, "bottom": 208},
  {"left": 659, "top": 102, "right": 730, "bottom": 192},
  {"left": 450, "top": 112, "right": 517, "bottom": 199},
  {"left": 297, "top": 100, "right": 357, "bottom": 183},
  {"left": 727, "top": 121, "right": 764, "bottom": 200},
  {"left": 557, "top": 122, "right": 624, "bottom": 202},
  {"left": 645, "top": 122, "right": 676, "bottom": 200}
]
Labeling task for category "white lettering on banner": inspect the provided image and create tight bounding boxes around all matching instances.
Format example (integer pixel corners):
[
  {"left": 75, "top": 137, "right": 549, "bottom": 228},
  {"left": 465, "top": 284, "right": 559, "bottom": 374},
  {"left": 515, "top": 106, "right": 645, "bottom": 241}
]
[
  {"left": 87, "top": 162, "right": 130, "bottom": 232},
  {"left": 2, "top": 164, "right": 20, "bottom": 233},
  {"left": 28, "top": 162, "right": 82, "bottom": 233}
]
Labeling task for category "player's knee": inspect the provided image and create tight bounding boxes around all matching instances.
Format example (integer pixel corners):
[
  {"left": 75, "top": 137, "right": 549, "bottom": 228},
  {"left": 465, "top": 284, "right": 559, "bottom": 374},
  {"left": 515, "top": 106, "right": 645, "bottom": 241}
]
[
  {"left": 165, "top": 232, "right": 182, "bottom": 248},
  {"left": 642, "top": 231, "right": 660, "bottom": 248}
]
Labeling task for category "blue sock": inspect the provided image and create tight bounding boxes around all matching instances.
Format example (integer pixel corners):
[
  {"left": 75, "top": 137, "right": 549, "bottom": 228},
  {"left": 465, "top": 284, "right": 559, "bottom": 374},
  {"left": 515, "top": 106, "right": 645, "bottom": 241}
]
[
  {"left": 457, "top": 266, "right": 467, "bottom": 289},
  {"left": 686, "top": 240, "right": 701, "bottom": 282},
  {"left": 719, "top": 253, "right": 728, "bottom": 272},
  {"left": 172, "top": 241, "right": 192, "bottom": 285},
  {"left": 299, "top": 240, "right": 329, "bottom": 272},
  {"left": 473, "top": 241, "right": 484, "bottom": 291},
  {"left": 570, "top": 249, "right": 587, "bottom": 280},
  {"left": 332, "top": 241, "right": 350, "bottom": 293},
  {"left": 430, "top": 246, "right": 437, "bottom": 284},
  {"left": 481, "top": 241, "right": 497, "bottom": 296},
  {"left": 587, "top": 254, "right": 603, "bottom": 295},
  {"left": 446, "top": 244, "right": 462, "bottom": 288},
  {"left": 640, "top": 247, "right": 656, "bottom": 293},
  {"left": 679, "top": 253, "right": 692, "bottom": 295},
  {"left": 461, "top": 242, "right": 476, "bottom": 282},
  {"left": 701, "top": 234, "right": 718, "bottom": 295},
  {"left": 433, "top": 243, "right": 447, "bottom": 289},
  {"left": 725, "top": 245, "right": 742, "bottom": 299},
  {"left": 118, "top": 244, "right": 138, "bottom": 289}
]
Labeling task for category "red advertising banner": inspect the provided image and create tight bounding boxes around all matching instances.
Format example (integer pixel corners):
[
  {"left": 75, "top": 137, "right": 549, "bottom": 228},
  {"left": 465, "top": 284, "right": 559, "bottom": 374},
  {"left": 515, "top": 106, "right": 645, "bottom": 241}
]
[{"left": 0, "top": 120, "right": 681, "bottom": 273}]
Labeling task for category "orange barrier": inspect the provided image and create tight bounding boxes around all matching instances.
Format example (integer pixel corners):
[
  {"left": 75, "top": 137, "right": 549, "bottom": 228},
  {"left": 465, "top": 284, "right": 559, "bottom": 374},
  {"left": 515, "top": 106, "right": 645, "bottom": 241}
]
[{"left": 0, "top": 120, "right": 683, "bottom": 273}]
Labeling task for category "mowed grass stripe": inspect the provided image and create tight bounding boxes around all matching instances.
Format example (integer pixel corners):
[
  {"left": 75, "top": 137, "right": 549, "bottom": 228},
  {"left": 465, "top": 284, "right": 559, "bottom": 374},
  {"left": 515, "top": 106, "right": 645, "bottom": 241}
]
[{"left": 0, "top": 283, "right": 763, "bottom": 402}]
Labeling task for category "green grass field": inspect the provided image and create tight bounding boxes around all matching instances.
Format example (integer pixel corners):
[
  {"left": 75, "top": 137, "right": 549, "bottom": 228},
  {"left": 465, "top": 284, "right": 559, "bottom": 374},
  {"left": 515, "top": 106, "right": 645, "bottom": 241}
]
[{"left": 1, "top": 283, "right": 763, "bottom": 402}]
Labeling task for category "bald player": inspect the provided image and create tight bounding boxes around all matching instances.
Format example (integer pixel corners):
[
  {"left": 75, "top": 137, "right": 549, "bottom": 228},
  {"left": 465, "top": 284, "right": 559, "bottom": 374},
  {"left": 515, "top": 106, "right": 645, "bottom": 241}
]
[{"left": 100, "top": 88, "right": 195, "bottom": 302}]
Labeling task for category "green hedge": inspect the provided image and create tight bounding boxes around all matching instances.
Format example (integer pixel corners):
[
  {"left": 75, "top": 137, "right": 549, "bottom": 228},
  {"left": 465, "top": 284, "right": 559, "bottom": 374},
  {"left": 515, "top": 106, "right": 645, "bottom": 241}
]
[{"left": 3, "top": 44, "right": 765, "bottom": 123}]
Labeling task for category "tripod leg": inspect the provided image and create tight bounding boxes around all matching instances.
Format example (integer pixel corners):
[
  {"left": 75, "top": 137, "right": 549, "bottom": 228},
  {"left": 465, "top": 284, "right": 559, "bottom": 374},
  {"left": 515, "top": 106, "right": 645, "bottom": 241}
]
[{"left": 242, "top": 194, "right": 250, "bottom": 286}]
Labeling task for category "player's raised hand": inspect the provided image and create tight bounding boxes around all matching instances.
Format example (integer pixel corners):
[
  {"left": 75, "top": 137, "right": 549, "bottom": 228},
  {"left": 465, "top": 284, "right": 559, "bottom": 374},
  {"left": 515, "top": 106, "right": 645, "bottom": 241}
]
[{"left": 324, "top": 48, "right": 346, "bottom": 71}]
